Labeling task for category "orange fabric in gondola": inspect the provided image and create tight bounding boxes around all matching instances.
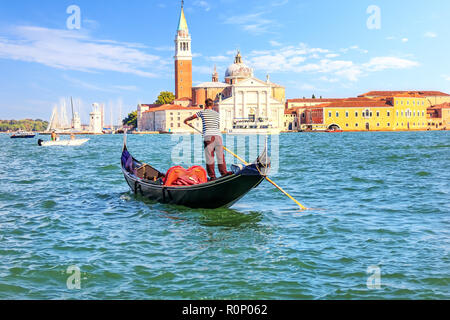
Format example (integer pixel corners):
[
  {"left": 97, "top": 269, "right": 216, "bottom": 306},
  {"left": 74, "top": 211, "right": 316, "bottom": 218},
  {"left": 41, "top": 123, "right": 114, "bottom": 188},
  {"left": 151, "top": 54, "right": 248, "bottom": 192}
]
[{"left": 163, "top": 166, "right": 208, "bottom": 186}]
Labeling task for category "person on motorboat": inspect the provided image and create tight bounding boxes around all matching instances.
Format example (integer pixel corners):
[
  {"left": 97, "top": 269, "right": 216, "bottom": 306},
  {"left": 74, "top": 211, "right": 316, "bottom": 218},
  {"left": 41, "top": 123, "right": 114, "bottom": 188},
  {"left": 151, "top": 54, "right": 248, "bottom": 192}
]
[{"left": 184, "top": 98, "right": 232, "bottom": 181}]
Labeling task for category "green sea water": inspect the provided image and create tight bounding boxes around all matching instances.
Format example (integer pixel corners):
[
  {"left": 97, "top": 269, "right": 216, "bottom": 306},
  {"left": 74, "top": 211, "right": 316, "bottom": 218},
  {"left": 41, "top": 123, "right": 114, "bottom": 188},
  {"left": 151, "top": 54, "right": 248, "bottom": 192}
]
[{"left": 0, "top": 132, "right": 449, "bottom": 299}]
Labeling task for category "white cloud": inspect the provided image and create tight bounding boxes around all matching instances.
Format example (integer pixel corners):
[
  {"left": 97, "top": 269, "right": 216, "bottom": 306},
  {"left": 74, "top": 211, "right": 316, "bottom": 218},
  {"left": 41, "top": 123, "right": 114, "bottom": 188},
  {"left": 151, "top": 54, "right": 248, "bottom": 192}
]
[
  {"left": 0, "top": 26, "right": 164, "bottom": 78},
  {"left": 269, "top": 40, "right": 282, "bottom": 47},
  {"left": 194, "top": 1, "right": 211, "bottom": 12},
  {"left": 424, "top": 32, "right": 437, "bottom": 38},
  {"left": 363, "top": 56, "right": 419, "bottom": 72},
  {"left": 401, "top": 38, "right": 409, "bottom": 43},
  {"left": 442, "top": 75, "right": 450, "bottom": 81},
  {"left": 318, "top": 76, "right": 339, "bottom": 83},
  {"left": 223, "top": 12, "right": 274, "bottom": 35},
  {"left": 244, "top": 43, "right": 418, "bottom": 82}
]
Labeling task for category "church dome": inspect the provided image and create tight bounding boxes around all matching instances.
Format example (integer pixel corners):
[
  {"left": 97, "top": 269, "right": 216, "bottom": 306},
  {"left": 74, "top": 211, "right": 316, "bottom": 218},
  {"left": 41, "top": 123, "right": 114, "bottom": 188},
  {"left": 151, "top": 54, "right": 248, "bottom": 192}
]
[{"left": 225, "top": 51, "right": 253, "bottom": 79}]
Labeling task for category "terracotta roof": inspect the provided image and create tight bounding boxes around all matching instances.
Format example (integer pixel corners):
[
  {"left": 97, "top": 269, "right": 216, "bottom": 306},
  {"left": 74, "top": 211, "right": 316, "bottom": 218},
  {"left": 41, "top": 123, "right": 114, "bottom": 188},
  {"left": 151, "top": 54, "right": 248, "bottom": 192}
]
[
  {"left": 310, "top": 101, "right": 392, "bottom": 109},
  {"left": 143, "top": 104, "right": 201, "bottom": 113},
  {"left": 322, "top": 100, "right": 392, "bottom": 108},
  {"left": 359, "top": 91, "right": 450, "bottom": 97},
  {"left": 429, "top": 102, "right": 450, "bottom": 109},
  {"left": 140, "top": 104, "right": 161, "bottom": 108},
  {"left": 287, "top": 97, "right": 371, "bottom": 103}
]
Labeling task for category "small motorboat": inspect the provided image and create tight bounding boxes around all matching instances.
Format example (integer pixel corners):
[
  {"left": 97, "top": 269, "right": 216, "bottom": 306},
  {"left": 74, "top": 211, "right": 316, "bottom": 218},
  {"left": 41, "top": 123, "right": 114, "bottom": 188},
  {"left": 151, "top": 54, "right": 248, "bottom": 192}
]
[
  {"left": 11, "top": 131, "right": 35, "bottom": 139},
  {"left": 38, "top": 138, "right": 89, "bottom": 146},
  {"left": 121, "top": 138, "right": 271, "bottom": 209}
]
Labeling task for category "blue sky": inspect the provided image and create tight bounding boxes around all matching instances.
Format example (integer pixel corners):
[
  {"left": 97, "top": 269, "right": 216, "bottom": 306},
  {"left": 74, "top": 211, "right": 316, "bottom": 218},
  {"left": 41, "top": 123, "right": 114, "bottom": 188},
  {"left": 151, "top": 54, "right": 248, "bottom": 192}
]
[{"left": 0, "top": 0, "right": 449, "bottom": 122}]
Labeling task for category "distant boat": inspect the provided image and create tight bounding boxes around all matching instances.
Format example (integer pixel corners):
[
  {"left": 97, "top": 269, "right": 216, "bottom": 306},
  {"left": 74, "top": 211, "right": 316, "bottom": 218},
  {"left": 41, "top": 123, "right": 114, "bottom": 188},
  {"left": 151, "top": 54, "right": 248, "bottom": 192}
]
[
  {"left": 37, "top": 138, "right": 89, "bottom": 147},
  {"left": 11, "top": 131, "right": 36, "bottom": 139}
]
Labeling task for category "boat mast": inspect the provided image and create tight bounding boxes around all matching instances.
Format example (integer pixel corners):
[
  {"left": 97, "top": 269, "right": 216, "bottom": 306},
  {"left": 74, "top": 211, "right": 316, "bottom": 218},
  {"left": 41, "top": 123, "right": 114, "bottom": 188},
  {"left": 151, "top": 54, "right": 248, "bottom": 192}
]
[{"left": 70, "top": 96, "right": 75, "bottom": 129}]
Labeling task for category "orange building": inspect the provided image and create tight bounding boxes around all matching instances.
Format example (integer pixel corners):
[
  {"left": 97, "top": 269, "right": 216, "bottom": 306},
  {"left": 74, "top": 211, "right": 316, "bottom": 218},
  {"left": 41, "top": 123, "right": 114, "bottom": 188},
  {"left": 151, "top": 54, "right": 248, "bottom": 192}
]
[
  {"left": 427, "top": 103, "right": 450, "bottom": 130},
  {"left": 174, "top": 3, "right": 192, "bottom": 100}
]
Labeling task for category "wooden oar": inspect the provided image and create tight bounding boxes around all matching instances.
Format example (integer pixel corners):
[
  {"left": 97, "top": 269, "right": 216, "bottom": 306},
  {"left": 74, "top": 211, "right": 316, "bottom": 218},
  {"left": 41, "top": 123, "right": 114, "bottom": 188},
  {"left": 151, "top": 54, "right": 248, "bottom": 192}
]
[{"left": 186, "top": 124, "right": 307, "bottom": 210}]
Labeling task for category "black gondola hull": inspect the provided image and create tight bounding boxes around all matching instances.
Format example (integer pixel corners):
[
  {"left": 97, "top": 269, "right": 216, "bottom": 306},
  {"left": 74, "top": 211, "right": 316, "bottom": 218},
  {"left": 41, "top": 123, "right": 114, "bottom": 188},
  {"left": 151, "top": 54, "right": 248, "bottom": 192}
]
[
  {"left": 123, "top": 169, "right": 264, "bottom": 209},
  {"left": 121, "top": 144, "right": 270, "bottom": 209}
]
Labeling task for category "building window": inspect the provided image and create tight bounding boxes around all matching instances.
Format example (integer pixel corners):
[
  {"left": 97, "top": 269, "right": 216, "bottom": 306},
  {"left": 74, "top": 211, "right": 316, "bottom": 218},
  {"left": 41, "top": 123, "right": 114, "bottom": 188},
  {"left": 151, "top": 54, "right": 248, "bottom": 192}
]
[
  {"left": 170, "top": 123, "right": 173, "bottom": 127},
  {"left": 178, "top": 123, "right": 181, "bottom": 128},
  {"left": 355, "top": 112, "right": 358, "bottom": 117},
  {"left": 387, "top": 123, "right": 390, "bottom": 126},
  {"left": 407, "top": 101, "right": 409, "bottom": 105},
  {"left": 355, "top": 123, "right": 359, "bottom": 127},
  {"left": 346, "top": 123, "right": 349, "bottom": 127},
  {"left": 345, "top": 111, "right": 349, "bottom": 117},
  {"left": 376, "top": 111, "right": 380, "bottom": 117},
  {"left": 387, "top": 111, "right": 390, "bottom": 116},
  {"left": 336, "top": 112, "right": 339, "bottom": 117},
  {"left": 377, "top": 123, "right": 380, "bottom": 127},
  {"left": 396, "top": 111, "right": 399, "bottom": 116},
  {"left": 328, "top": 112, "right": 332, "bottom": 117}
]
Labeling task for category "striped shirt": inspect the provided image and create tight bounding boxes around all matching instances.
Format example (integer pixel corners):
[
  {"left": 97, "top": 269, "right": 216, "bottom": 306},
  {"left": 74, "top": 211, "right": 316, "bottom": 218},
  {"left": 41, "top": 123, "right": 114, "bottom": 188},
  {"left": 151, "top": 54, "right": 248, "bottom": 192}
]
[{"left": 196, "top": 109, "right": 221, "bottom": 136}]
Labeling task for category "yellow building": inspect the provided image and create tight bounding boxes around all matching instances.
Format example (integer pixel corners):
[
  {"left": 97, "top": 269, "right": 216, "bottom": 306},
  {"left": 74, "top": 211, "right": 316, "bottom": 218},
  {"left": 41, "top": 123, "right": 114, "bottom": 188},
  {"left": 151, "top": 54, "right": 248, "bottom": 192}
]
[
  {"left": 288, "top": 91, "right": 450, "bottom": 132},
  {"left": 391, "top": 96, "right": 428, "bottom": 130},
  {"left": 322, "top": 100, "right": 394, "bottom": 131}
]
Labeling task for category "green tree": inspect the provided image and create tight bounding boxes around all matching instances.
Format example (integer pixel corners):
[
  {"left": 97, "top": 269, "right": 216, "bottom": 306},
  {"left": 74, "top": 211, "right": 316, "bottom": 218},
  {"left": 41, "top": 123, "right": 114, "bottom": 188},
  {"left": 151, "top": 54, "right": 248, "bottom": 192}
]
[
  {"left": 312, "top": 94, "right": 316, "bottom": 99},
  {"left": 122, "top": 111, "right": 138, "bottom": 128},
  {"left": 155, "top": 91, "right": 175, "bottom": 105},
  {"left": 0, "top": 119, "right": 48, "bottom": 132}
]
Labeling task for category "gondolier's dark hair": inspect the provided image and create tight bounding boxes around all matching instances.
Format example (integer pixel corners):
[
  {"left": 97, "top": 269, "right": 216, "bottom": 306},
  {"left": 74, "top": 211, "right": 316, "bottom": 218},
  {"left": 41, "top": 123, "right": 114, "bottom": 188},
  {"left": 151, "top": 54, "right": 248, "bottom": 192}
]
[{"left": 205, "top": 98, "right": 214, "bottom": 107}]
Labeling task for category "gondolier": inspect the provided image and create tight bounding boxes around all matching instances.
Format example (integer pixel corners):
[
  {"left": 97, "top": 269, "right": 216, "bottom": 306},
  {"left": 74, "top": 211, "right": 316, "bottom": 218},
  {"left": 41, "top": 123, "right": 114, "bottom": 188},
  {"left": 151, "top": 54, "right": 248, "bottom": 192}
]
[{"left": 184, "top": 98, "right": 231, "bottom": 180}]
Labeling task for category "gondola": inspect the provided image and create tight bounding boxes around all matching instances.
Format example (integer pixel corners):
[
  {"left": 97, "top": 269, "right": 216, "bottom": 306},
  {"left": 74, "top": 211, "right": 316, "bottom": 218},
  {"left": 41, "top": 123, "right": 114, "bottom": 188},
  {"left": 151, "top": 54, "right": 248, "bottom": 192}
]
[{"left": 121, "top": 138, "right": 270, "bottom": 209}]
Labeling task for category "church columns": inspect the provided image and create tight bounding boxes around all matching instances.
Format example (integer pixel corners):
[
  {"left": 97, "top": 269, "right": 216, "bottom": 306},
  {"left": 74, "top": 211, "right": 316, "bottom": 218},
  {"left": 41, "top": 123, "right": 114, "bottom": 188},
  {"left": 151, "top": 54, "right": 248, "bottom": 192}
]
[{"left": 242, "top": 91, "right": 245, "bottom": 119}]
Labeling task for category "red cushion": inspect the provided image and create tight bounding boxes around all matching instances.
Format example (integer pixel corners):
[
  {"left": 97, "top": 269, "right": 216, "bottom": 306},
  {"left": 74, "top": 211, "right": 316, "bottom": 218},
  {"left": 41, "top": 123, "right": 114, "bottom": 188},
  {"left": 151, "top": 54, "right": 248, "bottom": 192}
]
[{"left": 163, "top": 166, "right": 208, "bottom": 186}]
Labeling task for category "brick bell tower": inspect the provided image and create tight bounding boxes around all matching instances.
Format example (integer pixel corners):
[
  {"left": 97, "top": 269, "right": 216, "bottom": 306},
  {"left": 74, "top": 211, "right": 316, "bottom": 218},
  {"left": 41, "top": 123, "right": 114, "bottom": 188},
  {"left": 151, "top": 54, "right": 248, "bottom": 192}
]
[{"left": 174, "top": 0, "right": 192, "bottom": 100}]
